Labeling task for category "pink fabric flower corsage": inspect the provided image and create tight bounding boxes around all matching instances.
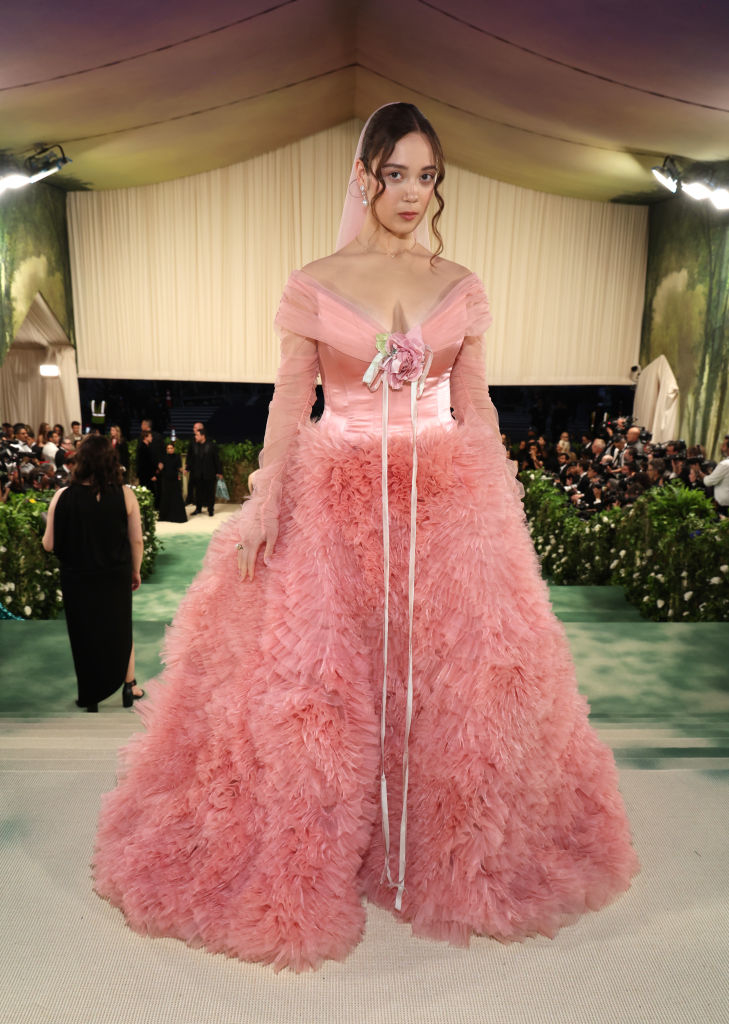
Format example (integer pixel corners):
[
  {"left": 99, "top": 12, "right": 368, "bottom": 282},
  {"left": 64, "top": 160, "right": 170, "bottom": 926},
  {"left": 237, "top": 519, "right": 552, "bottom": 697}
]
[{"left": 363, "top": 327, "right": 432, "bottom": 395}]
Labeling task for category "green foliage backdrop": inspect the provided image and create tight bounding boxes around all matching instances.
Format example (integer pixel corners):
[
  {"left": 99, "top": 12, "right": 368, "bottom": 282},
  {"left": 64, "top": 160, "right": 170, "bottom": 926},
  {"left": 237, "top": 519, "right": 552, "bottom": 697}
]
[
  {"left": 640, "top": 194, "right": 729, "bottom": 457},
  {"left": 0, "top": 182, "right": 75, "bottom": 363}
]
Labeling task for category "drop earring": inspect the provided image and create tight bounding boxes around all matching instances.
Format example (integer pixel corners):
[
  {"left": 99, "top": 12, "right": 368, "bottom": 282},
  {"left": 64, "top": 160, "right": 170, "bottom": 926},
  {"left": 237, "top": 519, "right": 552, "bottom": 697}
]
[{"left": 360, "top": 185, "right": 368, "bottom": 207}]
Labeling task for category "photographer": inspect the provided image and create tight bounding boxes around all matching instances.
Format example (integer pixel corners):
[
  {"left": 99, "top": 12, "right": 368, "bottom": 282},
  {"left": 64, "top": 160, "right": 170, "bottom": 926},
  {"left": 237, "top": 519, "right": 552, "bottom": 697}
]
[
  {"left": 699, "top": 435, "right": 729, "bottom": 514},
  {"left": 647, "top": 457, "right": 667, "bottom": 488}
]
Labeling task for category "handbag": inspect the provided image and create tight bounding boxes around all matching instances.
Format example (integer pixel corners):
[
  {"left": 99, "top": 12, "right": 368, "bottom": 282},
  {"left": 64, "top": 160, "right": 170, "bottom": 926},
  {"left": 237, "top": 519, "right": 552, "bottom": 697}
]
[{"left": 215, "top": 477, "right": 230, "bottom": 501}]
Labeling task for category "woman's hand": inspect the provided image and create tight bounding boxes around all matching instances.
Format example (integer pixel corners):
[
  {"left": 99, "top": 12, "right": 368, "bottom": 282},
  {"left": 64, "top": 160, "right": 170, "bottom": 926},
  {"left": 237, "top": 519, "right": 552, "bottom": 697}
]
[
  {"left": 131, "top": 569, "right": 142, "bottom": 591},
  {"left": 237, "top": 522, "right": 278, "bottom": 582}
]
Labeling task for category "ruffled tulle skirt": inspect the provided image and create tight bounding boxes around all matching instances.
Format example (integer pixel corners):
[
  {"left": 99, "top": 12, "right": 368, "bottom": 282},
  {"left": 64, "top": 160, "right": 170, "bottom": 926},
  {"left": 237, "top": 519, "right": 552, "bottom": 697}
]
[{"left": 93, "top": 414, "right": 638, "bottom": 970}]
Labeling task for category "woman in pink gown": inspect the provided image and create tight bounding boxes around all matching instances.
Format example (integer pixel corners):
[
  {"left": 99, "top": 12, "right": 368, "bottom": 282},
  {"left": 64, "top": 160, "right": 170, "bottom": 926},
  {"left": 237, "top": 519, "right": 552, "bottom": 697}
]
[{"left": 94, "top": 103, "right": 638, "bottom": 971}]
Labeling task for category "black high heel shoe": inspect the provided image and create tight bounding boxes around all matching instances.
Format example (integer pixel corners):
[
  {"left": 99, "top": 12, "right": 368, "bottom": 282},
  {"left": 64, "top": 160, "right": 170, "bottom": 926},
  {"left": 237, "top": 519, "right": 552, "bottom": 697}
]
[{"left": 122, "top": 681, "right": 145, "bottom": 708}]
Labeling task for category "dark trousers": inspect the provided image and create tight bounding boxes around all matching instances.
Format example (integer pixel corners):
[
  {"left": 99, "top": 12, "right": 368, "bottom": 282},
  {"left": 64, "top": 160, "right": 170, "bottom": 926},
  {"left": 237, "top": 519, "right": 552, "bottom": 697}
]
[{"left": 193, "top": 476, "right": 216, "bottom": 514}]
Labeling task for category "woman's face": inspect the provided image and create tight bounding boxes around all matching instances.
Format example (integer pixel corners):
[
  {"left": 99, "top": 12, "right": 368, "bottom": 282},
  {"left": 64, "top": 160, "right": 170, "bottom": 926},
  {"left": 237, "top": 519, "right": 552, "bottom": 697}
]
[
  {"left": 166, "top": 443, "right": 175, "bottom": 455},
  {"left": 110, "top": 426, "right": 120, "bottom": 441},
  {"left": 358, "top": 132, "right": 437, "bottom": 238}
]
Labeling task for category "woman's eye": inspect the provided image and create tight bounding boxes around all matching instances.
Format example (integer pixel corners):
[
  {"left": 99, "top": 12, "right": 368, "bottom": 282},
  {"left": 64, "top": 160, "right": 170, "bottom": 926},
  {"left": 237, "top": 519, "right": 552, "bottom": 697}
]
[
  {"left": 421, "top": 173, "right": 434, "bottom": 184},
  {"left": 387, "top": 172, "right": 402, "bottom": 182}
]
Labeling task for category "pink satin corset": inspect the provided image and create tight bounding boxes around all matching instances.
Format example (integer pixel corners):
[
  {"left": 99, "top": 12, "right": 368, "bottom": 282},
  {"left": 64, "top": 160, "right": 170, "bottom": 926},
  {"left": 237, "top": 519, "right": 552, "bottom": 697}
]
[{"left": 285, "top": 270, "right": 485, "bottom": 439}]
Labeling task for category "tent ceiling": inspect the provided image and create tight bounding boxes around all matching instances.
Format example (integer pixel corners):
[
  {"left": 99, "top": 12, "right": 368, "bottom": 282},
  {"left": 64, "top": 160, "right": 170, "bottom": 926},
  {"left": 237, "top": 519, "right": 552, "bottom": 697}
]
[{"left": 1, "top": 0, "right": 729, "bottom": 201}]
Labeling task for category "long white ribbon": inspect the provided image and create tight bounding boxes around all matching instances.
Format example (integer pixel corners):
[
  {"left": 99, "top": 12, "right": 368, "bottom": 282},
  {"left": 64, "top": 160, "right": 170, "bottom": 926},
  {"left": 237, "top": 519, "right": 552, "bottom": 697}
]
[{"left": 367, "top": 338, "right": 426, "bottom": 913}]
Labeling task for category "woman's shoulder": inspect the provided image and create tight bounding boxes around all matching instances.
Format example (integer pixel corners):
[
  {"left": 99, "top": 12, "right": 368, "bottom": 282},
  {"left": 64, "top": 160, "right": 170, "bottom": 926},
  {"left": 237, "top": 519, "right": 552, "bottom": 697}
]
[
  {"left": 49, "top": 485, "right": 68, "bottom": 508},
  {"left": 122, "top": 484, "right": 139, "bottom": 508},
  {"left": 297, "top": 251, "right": 352, "bottom": 286},
  {"left": 429, "top": 256, "right": 478, "bottom": 285}
]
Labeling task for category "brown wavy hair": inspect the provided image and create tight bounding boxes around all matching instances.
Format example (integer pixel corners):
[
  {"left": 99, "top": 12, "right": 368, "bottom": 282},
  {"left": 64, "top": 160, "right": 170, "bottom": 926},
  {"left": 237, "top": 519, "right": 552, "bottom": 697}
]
[
  {"left": 70, "top": 434, "right": 123, "bottom": 493},
  {"left": 359, "top": 103, "right": 446, "bottom": 261}
]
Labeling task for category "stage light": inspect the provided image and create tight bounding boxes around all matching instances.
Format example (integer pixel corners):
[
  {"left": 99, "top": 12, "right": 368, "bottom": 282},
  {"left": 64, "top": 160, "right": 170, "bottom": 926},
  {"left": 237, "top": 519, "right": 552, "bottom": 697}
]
[
  {"left": 709, "top": 188, "right": 729, "bottom": 210},
  {"left": 0, "top": 145, "right": 71, "bottom": 196},
  {"left": 0, "top": 171, "right": 31, "bottom": 194},
  {"left": 39, "top": 363, "right": 60, "bottom": 377},
  {"left": 26, "top": 144, "right": 72, "bottom": 183},
  {"left": 681, "top": 178, "right": 713, "bottom": 200},
  {"left": 651, "top": 157, "right": 679, "bottom": 193}
]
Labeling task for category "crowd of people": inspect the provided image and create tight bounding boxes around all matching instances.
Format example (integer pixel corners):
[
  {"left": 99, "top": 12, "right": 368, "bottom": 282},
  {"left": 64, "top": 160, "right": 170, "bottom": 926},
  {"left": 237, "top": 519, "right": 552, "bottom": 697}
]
[
  {"left": 507, "top": 416, "right": 729, "bottom": 517},
  {"left": 5, "top": 413, "right": 729, "bottom": 521},
  {"left": 0, "top": 420, "right": 85, "bottom": 500},
  {"left": 1, "top": 417, "right": 223, "bottom": 522}
]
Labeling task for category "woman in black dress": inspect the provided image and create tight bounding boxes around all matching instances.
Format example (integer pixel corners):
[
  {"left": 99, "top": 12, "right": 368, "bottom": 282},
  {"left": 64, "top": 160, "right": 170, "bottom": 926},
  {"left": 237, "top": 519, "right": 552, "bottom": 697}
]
[
  {"left": 42, "top": 435, "right": 145, "bottom": 712},
  {"left": 109, "top": 424, "right": 130, "bottom": 483},
  {"left": 158, "top": 442, "right": 187, "bottom": 523}
]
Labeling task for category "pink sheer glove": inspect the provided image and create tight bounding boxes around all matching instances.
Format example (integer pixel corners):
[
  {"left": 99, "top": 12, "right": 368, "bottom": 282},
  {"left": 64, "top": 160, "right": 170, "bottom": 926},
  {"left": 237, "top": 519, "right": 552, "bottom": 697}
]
[
  {"left": 450, "top": 277, "right": 501, "bottom": 433},
  {"left": 450, "top": 333, "right": 501, "bottom": 434},
  {"left": 237, "top": 331, "right": 318, "bottom": 580}
]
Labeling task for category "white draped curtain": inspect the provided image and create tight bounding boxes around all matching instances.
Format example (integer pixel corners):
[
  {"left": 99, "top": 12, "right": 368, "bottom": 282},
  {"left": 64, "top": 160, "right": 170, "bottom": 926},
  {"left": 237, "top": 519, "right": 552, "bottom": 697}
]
[
  {"left": 0, "top": 292, "right": 81, "bottom": 428},
  {"left": 68, "top": 121, "right": 648, "bottom": 385}
]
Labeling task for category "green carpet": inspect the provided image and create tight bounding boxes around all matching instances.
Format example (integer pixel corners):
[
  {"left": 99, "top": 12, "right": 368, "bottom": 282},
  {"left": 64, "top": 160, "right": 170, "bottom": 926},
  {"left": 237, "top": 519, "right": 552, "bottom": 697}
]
[{"left": 2, "top": 535, "right": 728, "bottom": 768}]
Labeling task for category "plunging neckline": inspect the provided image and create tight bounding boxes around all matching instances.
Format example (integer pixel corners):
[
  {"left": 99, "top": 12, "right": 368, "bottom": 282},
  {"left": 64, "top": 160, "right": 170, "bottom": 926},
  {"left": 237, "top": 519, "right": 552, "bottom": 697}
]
[{"left": 294, "top": 268, "right": 477, "bottom": 334}]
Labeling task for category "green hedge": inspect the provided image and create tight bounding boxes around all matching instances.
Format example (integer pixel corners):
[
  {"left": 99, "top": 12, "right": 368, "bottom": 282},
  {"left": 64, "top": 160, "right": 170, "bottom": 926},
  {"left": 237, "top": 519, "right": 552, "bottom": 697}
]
[
  {"left": 522, "top": 471, "right": 729, "bottom": 621},
  {"left": 0, "top": 493, "right": 62, "bottom": 619},
  {"left": 0, "top": 485, "right": 161, "bottom": 620}
]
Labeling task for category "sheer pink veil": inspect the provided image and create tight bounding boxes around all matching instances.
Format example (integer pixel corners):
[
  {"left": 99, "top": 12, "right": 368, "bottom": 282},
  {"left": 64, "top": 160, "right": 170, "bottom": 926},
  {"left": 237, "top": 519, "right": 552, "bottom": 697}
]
[{"left": 335, "top": 103, "right": 432, "bottom": 252}]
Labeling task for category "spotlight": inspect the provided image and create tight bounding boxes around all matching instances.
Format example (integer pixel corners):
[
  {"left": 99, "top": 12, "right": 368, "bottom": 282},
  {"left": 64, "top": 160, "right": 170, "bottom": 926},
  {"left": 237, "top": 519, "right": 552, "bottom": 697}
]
[
  {"left": 710, "top": 188, "right": 729, "bottom": 211},
  {"left": 681, "top": 178, "right": 713, "bottom": 201},
  {"left": 651, "top": 157, "right": 679, "bottom": 193},
  {"left": 39, "top": 363, "right": 60, "bottom": 377},
  {"left": 25, "top": 144, "right": 72, "bottom": 184},
  {"left": 0, "top": 170, "right": 31, "bottom": 194},
  {"left": 0, "top": 144, "right": 71, "bottom": 195}
]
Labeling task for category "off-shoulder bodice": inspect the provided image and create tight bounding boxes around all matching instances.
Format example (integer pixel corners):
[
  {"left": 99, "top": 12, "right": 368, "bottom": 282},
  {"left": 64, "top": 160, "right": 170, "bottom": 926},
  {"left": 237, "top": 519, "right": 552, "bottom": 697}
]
[{"left": 275, "top": 269, "right": 492, "bottom": 438}]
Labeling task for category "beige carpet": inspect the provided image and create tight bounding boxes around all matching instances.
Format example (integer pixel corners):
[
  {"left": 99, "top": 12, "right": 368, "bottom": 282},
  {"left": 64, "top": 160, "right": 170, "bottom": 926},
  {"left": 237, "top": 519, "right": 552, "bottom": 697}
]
[{"left": 1, "top": 712, "right": 727, "bottom": 1024}]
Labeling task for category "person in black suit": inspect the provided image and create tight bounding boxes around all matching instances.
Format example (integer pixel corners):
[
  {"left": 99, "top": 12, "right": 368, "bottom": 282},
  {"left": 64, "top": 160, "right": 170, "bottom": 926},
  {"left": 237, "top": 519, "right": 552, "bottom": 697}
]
[
  {"left": 184, "top": 420, "right": 204, "bottom": 508},
  {"left": 188, "top": 423, "right": 223, "bottom": 517},
  {"left": 137, "top": 419, "right": 164, "bottom": 507}
]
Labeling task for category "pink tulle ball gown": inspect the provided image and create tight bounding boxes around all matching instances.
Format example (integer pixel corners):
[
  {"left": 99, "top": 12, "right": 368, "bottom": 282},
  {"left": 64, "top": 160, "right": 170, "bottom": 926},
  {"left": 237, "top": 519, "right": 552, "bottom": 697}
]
[{"left": 93, "top": 270, "right": 639, "bottom": 971}]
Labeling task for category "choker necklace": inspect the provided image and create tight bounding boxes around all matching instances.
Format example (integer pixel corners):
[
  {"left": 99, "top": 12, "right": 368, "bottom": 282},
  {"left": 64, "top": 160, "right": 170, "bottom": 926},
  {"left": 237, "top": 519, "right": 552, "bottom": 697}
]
[{"left": 355, "top": 233, "right": 417, "bottom": 259}]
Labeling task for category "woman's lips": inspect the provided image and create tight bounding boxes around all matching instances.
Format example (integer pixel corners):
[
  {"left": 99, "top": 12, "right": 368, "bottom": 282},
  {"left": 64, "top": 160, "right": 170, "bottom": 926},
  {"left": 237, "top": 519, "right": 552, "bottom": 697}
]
[{"left": 399, "top": 212, "right": 418, "bottom": 220}]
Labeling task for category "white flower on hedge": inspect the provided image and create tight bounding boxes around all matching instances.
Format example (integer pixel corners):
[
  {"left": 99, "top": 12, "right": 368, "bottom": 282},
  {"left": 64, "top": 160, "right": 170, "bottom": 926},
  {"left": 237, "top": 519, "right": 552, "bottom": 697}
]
[
  {"left": 721, "top": 565, "right": 728, "bottom": 573},
  {"left": 681, "top": 570, "right": 688, "bottom": 578},
  {"left": 3, "top": 596, "right": 10, "bottom": 605},
  {"left": 683, "top": 591, "right": 693, "bottom": 600},
  {"left": 0, "top": 545, "right": 5, "bottom": 553},
  {"left": 657, "top": 599, "right": 665, "bottom": 608},
  {"left": 668, "top": 608, "right": 674, "bottom": 617},
  {"left": 610, "top": 559, "right": 619, "bottom": 569},
  {"left": 23, "top": 605, "right": 31, "bottom": 616},
  {"left": 710, "top": 577, "right": 721, "bottom": 584},
  {"left": 37, "top": 591, "right": 45, "bottom": 601},
  {"left": 656, "top": 574, "right": 665, "bottom": 582},
  {"left": 7, "top": 582, "right": 15, "bottom": 591},
  {"left": 683, "top": 611, "right": 690, "bottom": 616},
  {"left": 645, "top": 548, "right": 653, "bottom": 557},
  {"left": 643, "top": 595, "right": 650, "bottom": 602},
  {"left": 619, "top": 550, "right": 626, "bottom": 557}
]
